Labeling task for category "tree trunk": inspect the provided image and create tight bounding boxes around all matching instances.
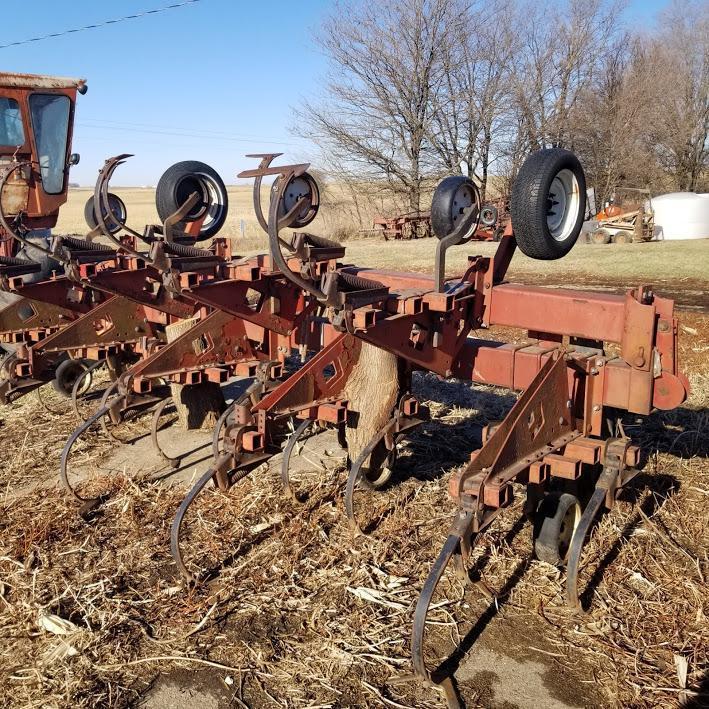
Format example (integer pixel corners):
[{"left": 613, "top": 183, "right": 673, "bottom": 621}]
[
  {"left": 480, "top": 126, "right": 492, "bottom": 202},
  {"left": 165, "top": 317, "right": 225, "bottom": 430},
  {"left": 342, "top": 342, "right": 402, "bottom": 466}
]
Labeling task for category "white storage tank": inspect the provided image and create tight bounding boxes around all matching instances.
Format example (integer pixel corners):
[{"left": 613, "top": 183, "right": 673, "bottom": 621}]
[{"left": 651, "top": 192, "right": 709, "bottom": 240}]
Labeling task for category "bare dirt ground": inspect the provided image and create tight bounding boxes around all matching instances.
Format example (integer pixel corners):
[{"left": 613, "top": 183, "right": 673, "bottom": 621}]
[{"left": 0, "top": 212, "right": 707, "bottom": 708}]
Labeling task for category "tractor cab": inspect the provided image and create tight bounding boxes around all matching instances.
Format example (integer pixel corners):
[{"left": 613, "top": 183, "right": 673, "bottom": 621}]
[{"left": 0, "top": 72, "right": 85, "bottom": 256}]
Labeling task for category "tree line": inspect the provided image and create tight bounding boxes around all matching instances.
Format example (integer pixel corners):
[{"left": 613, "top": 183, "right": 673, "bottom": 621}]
[{"left": 296, "top": 0, "right": 708, "bottom": 215}]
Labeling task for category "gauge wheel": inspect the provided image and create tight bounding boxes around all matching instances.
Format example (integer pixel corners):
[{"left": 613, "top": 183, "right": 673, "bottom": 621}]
[
  {"left": 271, "top": 171, "right": 320, "bottom": 228},
  {"left": 84, "top": 193, "right": 127, "bottom": 235},
  {"left": 511, "top": 148, "right": 586, "bottom": 259},
  {"left": 431, "top": 175, "right": 481, "bottom": 240},
  {"left": 156, "top": 161, "right": 229, "bottom": 239},
  {"left": 533, "top": 492, "right": 582, "bottom": 565},
  {"left": 53, "top": 358, "right": 91, "bottom": 398}
]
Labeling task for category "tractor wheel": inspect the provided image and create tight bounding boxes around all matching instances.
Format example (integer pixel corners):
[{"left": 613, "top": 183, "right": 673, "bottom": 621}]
[
  {"left": 591, "top": 228, "right": 613, "bottom": 244},
  {"left": 511, "top": 148, "right": 586, "bottom": 259},
  {"left": 84, "top": 193, "right": 127, "bottom": 235},
  {"left": 156, "top": 161, "right": 229, "bottom": 240},
  {"left": 612, "top": 231, "right": 631, "bottom": 244},
  {"left": 53, "top": 359, "right": 91, "bottom": 398},
  {"left": 533, "top": 492, "right": 581, "bottom": 565},
  {"left": 270, "top": 171, "right": 320, "bottom": 229},
  {"left": 431, "top": 175, "right": 480, "bottom": 240}
]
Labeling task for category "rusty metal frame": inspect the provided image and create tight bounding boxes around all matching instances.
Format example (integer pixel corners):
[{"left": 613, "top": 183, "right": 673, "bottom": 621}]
[{"left": 228, "top": 155, "right": 690, "bottom": 700}]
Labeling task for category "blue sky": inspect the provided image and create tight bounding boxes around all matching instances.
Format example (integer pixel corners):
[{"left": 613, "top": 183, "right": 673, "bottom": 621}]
[{"left": 1, "top": 0, "right": 671, "bottom": 185}]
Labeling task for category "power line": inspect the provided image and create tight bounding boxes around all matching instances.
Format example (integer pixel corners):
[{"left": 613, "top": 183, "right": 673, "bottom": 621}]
[
  {"left": 79, "top": 117, "right": 302, "bottom": 145},
  {"left": 0, "top": 0, "right": 203, "bottom": 50},
  {"left": 76, "top": 121, "right": 308, "bottom": 148}
]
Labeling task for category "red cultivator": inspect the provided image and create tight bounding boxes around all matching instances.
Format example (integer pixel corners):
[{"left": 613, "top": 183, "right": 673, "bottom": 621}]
[
  {"left": 218, "top": 151, "right": 688, "bottom": 704},
  {"left": 0, "top": 72, "right": 690, "bottom": 707}
]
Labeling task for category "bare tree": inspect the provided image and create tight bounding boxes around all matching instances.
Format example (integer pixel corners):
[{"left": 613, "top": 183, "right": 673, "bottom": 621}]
[
  {"left": 510, "top": 0, "right": 625, "bottom": 151},
  {"left": 570, "top": 37, "right": 648, "bottom": 207},
  {"left": 296, "top": 0, "right": 455, "bottom": 211},
  {"left": 298, "top": 0, "right": 707, "bottom": 220},
  {"left": 426, "top": 0, "right": 516, "bottom": 199},
  {"left": 639, "top": 1, "right": 709, "bottom": 191}
]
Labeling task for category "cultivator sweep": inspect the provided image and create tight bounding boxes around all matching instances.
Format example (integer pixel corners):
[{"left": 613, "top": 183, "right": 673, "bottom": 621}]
[{"left": 0, "top": 72, "right": 691, "bottom": 707}]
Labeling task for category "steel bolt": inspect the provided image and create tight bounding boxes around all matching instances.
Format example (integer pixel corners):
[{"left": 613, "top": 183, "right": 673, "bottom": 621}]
[{"left": 593, "top": 405, "right": 601, "bottom": 412}]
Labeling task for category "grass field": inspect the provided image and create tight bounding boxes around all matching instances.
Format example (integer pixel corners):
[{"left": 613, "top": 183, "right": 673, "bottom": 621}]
[
  {"left": 58, "top": 187, "right": 709, "bottom": 291},
  {"left": 57, "top": 184, "right": 375, "bottom": 247}
]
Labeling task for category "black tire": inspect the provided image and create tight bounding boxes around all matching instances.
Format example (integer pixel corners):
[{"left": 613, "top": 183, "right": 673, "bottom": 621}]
[
  {"left": 591, "top": 228, "right": 612, "bottom": 245},
  {"left": 156, "top": 161, "right": 228, "bottom": 240},
  {"left": 53, "top": 359, "right": 90, "bottom": 397},
  {"left": 83, "top": 193, "right": 127, "bottom": 235},
  {"left": 511, "top": 148, "right": 586, "bottom": 260},
  {"left": 533, "top": 492, "right": 581, "bottom": 565},
  {"left": 270, "top": 171, "right": 320, "bottom": 229},
  {"left": 612, "top": 231, "right": 631, "bottom": 244},
  {"left": 431, "top": 175, "right": 480, "bottom": 240}
]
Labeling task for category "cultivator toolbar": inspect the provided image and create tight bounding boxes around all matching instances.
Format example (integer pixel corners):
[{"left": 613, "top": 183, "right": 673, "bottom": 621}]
[{"left": 0, "top": 72, "right": 690, "bottom": 707}]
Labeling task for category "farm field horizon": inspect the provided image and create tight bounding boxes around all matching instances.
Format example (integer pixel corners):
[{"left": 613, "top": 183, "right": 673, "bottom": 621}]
[{"left": 58, "top": 186, "right": 709, "bottom": 306}]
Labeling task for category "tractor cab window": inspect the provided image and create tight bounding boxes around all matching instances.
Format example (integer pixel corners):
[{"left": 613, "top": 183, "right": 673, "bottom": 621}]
[
  {"left": 0, "top": 97, "right": 25, "bottom": 146},
  {"left": 29, "top": 93, "right": 71, "bottom": 195}
]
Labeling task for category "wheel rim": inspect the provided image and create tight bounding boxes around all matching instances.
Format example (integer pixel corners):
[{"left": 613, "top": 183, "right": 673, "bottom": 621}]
[
  {"left": 546, "top": 169, "right": 580, "bottom": 241},
  {"left": 558, "top": 500, "right": 581, "bottom": 560},
  {"left": 451, "top": 183, "right": 476, "bottom": 228},
  {"left": 480, "top": 205, "right": 497, "bottom": 226},
  {"left": 175, "top": 173, "right": 226, "bottom": 232},
  {"left": 101, "top": 195, "right": 127, "bottom": 232},
  {"left": 365, "top": 444, "right": 397, "bottom": 488},
  {"left": 277, "top": 174, "right": 318, "bottom": 225},
  {"left": 57, "top": 361, "right": 90, "bottom": 397}
]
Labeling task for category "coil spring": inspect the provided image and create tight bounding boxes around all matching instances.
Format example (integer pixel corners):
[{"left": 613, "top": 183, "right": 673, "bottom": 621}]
[
  {"left": 60, "top": 235, "right": 116, "bottom": 253},
  {"left": 163, "top": 241, "right": 213, "bottom": 258},
  {"left": 337, "top": 271, "right": 385, "bottom": 292},
  {"left": 0, "top": 255, "right": 37, "bottom": 266},
  {"left": 301, "top": 233, "right": 342, "bottom": 249}
]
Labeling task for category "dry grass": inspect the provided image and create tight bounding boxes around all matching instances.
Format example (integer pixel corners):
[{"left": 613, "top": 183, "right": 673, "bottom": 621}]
[
  {"left": 341, "top": 237, "right": 709, "bottom": 286},
  {"left": 0, "top": 311, "right": 706, "bottom": 708},
  {"left": 2, "top": 197, "right": 709, "bottom": 707}
]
